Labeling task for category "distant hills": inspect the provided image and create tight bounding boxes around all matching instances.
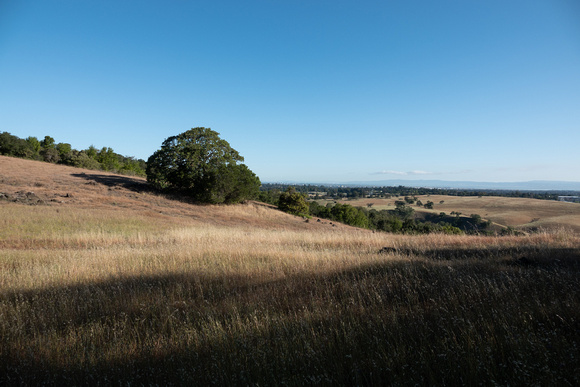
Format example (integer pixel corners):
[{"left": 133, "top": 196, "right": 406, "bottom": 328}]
[
  {"left": 343, "top": 180, "right": 580, "bottom": 191},
  {"left": 267, "top": 179, "right": 580, "bottom": 191}
]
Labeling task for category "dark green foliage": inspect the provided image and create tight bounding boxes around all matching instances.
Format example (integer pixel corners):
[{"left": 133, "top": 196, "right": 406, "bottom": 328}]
[
  {"left": 146, "top": 128, "right": 260, "bottom": 204},
  {"left": 470, "top": 213, "right": 482, "bottom": 224},
  {"left": 97, "top": 147, "right": 121, "bottom": 171},
  {"left": 500, "top": 226, "right": 525, "bottom": 236},
  {"left": 86, "top": 145, "right": 98, "bottom": 159},
  {"left": 39, "top": 136, "right": 60, "bottom": 162},
  {"left": 307, "top": 199, "right": 465, "bottom": 235},
  {"left": 278, "top": 187, "right": 309, "bottom": 216},
  {"left": 40, "top": 135, "right": 55, "bottom": 150},
  {"left": 376, "top": 216, "right": 403, "bottom": 233},
  {"left": 69, "top": 150, "right": 101, "bottom": 170},
  {"left": 118, "top": 156, "right": 147, "bottom": 176},
  {"left": 41, "top": 147, "right": 60, "bottom": 163},
  {"left": 56, "top": 143, "right": 73, "bottom": 164},
  {"left": 209, "top": 163, "right": 261, "bottom": 204},
  {"left": 258, "top": 189, "right": 281, "bottom": 206},
  {"left": 261, "top": 183, "right": 569, "bottom": 202},
  {"left": 394, "top": 202, "right": 415, "bottom": 220},
  {"left": 262, "top": 183, "right": 494, "bottom": 235},
  {"left": 329, "top": 203, "right": 369, "bottom": 228},
  {"left": 0, "top": 132, "right": 146, "bottom": 176},
  {"left": 25, "top": 136, "right": 41, "bottom": 156},
  {"left": 423, "top": 212, "right": 490, "bottom": 234},
  {"left": 0, "top": 132, "right": 35, "bottom": 159},
  {"left": 309, "top": 201, "right": 331, "bottom": 218}
]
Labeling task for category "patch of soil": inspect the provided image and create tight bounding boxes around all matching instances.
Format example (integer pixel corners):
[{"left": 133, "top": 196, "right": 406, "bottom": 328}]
[{"left": 0, "top": 191, "right": 45, "bottom": 205}]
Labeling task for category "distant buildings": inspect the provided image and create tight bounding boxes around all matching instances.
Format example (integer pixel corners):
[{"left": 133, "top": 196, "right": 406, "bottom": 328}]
[{"left": 558, "top": 196, "right": 580, "bottom": 203}]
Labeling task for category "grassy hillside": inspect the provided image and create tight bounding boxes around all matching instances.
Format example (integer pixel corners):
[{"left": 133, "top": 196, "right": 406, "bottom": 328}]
[
  {"left": 1, "top": 156, "right": 579, "bottom": 385},
  {"left": 324, "top": 195, "right": 580, "bottom": 233}
]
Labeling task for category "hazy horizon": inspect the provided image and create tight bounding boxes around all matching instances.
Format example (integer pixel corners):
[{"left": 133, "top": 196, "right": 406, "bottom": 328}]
[
  {"left": 262, "top": 178, "right": 580, "bottom": 191},
  {"left": 1, "top": 1, "right": 579, "bottom": 183}
]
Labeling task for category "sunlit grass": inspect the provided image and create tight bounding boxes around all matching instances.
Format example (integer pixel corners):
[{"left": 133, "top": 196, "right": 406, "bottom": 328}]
[{"left": 1, "top": 202, "right": 579, "bottom": 385}]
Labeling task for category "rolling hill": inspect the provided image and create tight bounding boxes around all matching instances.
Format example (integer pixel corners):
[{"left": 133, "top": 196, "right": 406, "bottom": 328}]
[
  {"left": 0, "top": 155, "right": 340, "bottom": 233},
  {"left": 1, "top": 155, "right": 579, "bottom": 385},
  {"left": 323, "top": 194, "right": 580, "bottom": 234}
]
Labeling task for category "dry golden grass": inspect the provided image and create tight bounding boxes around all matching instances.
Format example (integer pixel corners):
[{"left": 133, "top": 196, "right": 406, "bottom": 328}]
[
  {"left": 1, "top": 156, "right": 579, "bottom": 384},
  {"left": 0, "top": 155, "right": 345, "bottom": 232},
  {"left": 330, "top": 194, "right": 580, "bottom": 233}
]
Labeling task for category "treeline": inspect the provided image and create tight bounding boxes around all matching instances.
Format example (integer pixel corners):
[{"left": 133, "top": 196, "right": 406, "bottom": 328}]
[
  {"left": 261, "top": 188, "right": 493, "bottom": 235},
  {"left": 308, "top": 200, "right": 494, "bottom": 235},
  {"left": 0, "top": 132, "right": 146, "bottom": 176},
  {"left": 261, "top": 183, "right": 570, "bottom": 201}
]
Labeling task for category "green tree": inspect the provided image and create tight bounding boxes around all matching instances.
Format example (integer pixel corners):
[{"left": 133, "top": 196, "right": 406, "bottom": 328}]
[
  {"left": 97, "top": 147, "right": 121, "bottom": 171},
  {"left": 394, "top": 202, "right": 415, "bottom": 220},
  {"left": 56, "top": 142, "right": 73, "bottom": 164},
  {"left": 25, "top": 136, "right": 41, "bottom": 157},
  {"left": 209, "top": 163, "right": 261, "bottom": 204},
  {"left": 39, "top": 136, "right": 59, "bottom": 162},
  {"left": 377, "top": 217, "right": 403, "bottom": 233},
  {"left": 146, "top": 127, "right": 260, "bottom": 204},
  {"left": 278, "top": 187, "right": 309, "bottom": 216},
  {"left": 470, "top": 214, "right": 482, "bottom": 224},
  {"left": 0, "top": 132, "right": 35, "bottom": 158},
  {"left": 40, "top": 136, "right": 55, "bottom": 150},
  {"left": 85, "top": 145, "right": 98, "bottom": 159},
  {"left": 69, "top": 150, "right": 101, "bottom": 170},
  {"left": 394, "top": 200, "right": 406, "bottom": 208},
  {"left": 41, "top": 148, "right": 60, "bottom": 163},
  {"left": 329, "top": 203, "right": 369, "bottom": 228},
  {"left": 258, "top": 189, "right": 281, "bottom": 206}
]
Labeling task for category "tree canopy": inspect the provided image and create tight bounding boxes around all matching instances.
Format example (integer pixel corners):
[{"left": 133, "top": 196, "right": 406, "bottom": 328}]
[
  {"left": 146, "top": 127, "right": 260, "bottom": 204},
  {"left": 278, "top": 187, "right": 309, "bottom": 216},
  {"left": 0, "top": 131, "right": 146, "bottom": 176}
]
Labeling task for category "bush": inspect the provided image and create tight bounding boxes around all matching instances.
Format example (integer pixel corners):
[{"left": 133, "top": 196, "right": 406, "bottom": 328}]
[
  {"left": 69, "top": 150, "right": 102, "bottom": 170},
  {"left": 278, "top": 188, "right": 309, "bottom": 216}
]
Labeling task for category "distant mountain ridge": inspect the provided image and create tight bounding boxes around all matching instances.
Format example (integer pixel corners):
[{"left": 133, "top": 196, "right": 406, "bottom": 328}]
[
  {"left": 265, "top": 179, "right": 580, "bottom": 191},
  {"left": 343, "top": 180, "right": 580, "bottom": 191}
]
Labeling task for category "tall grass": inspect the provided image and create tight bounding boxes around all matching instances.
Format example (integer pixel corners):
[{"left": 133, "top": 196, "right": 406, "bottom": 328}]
[{"left": 0, "top": 203, "right": 578, "bottom": 385}]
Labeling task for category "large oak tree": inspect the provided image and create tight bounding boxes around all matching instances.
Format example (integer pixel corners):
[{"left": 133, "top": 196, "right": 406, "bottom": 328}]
[{"left": 146, "top": 127, "right": 260, "bottom": 204}]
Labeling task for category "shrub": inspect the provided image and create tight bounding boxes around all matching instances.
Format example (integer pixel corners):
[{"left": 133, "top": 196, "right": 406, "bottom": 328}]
[{"left": 278, "top": 188, "right": 309, "bottom": 216}]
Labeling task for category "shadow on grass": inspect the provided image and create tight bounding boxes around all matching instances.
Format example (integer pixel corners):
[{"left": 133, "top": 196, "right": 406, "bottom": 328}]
[
  {"left": 1, "top": 248, "right": 579, "bottom": 385},
  {"left": 380, "top": 245, "right": 580, "bottom": 265},
  {"left": 72, "top": 173, "right": 205, "bottom": 205},
  {"left": 72, "top": 173, "right": 152, "bottom": 192}
]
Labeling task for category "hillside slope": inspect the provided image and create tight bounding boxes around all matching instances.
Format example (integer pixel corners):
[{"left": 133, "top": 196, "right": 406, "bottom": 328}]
[
  {"left": 0, "top": 155, "right": 342, "bottom": 232},
  {"left": 1, "top": 155, "right": 579, "bottom": 385},
  {"left": 326, "top": 195, "right": 580, "bottom": 233}
]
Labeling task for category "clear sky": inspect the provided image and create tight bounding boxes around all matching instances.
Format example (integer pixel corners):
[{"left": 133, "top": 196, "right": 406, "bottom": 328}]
[{"left": 1, "top": 0, "right": 579, "bottom": 184}]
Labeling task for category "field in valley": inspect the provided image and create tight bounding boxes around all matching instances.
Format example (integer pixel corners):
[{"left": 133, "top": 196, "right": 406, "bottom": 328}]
[
  {"left": 323, "top": 194, "right": 580, "bottom": 233},
  {"left": 1, "top": 156, "right": 579, "bottom": 385}
]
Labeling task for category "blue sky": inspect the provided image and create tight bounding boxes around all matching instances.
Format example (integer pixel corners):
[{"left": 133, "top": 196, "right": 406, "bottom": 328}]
[{"left": 1, "top": 0, "right": 579, "bottom": 184}]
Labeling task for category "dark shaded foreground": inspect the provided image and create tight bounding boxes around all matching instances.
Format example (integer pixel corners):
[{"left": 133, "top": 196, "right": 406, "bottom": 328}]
[{"left": 1, "top": 247, "right": 579, "bottom": 386}]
